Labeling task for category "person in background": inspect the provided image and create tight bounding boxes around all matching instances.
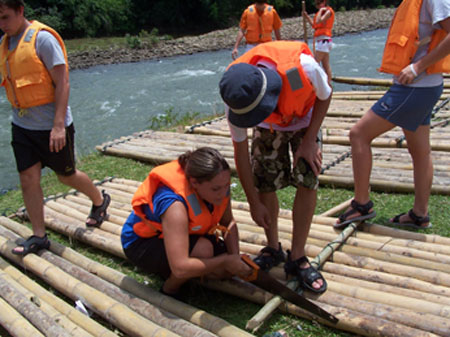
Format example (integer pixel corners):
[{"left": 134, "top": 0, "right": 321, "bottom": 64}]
[
  {"left": 232, "top": 1, "right": 282, "bottom": 60},
  {"left": 335, "top": 0, "right": 450, "bottom": 230},
  {"left": 0, "top": 0, "right": 110, "bottom": 256},
  {"left": 220, "top": 40, "right": 332, "bottom": 294},
  {"left": 121, "top": 147, "right": 251, "bottom": 298},
  {"left": 303, "top": 0, "right": 334, "bottom": 84}
]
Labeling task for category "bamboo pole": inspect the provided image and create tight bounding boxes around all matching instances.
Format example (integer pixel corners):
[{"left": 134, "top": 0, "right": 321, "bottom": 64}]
[
  {"left": 321, "top": 261, "right": 450, "bottom": 298},
  {"left": 236, "top": 220, "right": 450, "bottom": 266},
  {"left": 0, "top": 297, "right": 45, "bottom": 337},
  {"left": 332, "top": 76, "right": 450, "bottom": 89},
  {"left": 237, "top": 227, "right": 450, "bottom": 287},
  {"left": 0, "top": 235, "right": 181, "bottom": 337},
  {"left": 325, "top": 279, "right": 450, "bottom": 318},
  {"left": 45, "top": 199, "right": 123, "bottom": 235},
  {"left": 201, "top": 278, "right": 441, "bottom": 337},
  {"left": 322, "top": 271, "right": 450, "bottom": 306},
  {"left": 319, "top": 198, "right": 352, "bottom": 217},
  {"left": 236, "top": 247, "right": 450, "bottom": 335},
  {"left": 0, "top": 275, "right": 72, "bottom": 337},
  {"left": 42, "top": 206, "right": 126, "bottom": 258},
  {"left": 235, "top": 200, "right": 450, "bottom": 251},
  {"left": 65, "top": 193, "right": 132, "bottom": 215},
  {"left": 39, "top": 250, "right": 218, "bottom": 337},
  {"left": 0, "top": 270, "right": 94, "bottom": 337},
  {"left": 245, "top": 222, "right": 360, "bottom": 331},
  {"left": 320, "top": 174, "right": 450, "bottom": 195},
  {"left": 0, "top": 257, "right": 117, "bottom": 337},
  {"left": 302, "top": 1, "right": 308, "bottom": 44},
  {"left": 238, "top": 241, "right": 450, "bottom": 300},
  {"left": 53, "top": 197, "right": 125, "bottom": 228},
  {"left": 0, "top": 217, "right": 254, "bottom": 337}
]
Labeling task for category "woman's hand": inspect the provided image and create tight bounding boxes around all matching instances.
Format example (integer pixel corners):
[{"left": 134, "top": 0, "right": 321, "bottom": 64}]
[
  {"left": 224, "top": 254, "right": 253, "bottom": 278},
  {"left": 398, "top": 63, "right": 418, "bottom": 85}
]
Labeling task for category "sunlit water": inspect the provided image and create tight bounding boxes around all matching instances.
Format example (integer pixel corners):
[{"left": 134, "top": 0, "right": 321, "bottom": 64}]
[{"left": 0, "top": 28, "right": 390, "bottom": 191}]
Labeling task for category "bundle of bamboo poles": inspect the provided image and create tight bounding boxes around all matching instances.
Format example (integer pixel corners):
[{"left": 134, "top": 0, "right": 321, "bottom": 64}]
[
  {"left": 0, "top": 217, "right": 254, "bottom": 337},
  {"left": 95, "top": 131, "right": 450, "bottom": 195},
  {"left": 8, "top": 177, "right": 449, "bottom": 337},
  {"left": 181, "top": 116, "right": 450, "bottom": 151}
]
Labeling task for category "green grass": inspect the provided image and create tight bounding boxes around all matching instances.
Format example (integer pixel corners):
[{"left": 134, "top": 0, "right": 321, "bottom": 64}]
[
  {"left": 1, "top": 148, "right": 449, "bottom": 337},
  {"left": 65, "top": 36, "right": 129, "bottom": 53}
]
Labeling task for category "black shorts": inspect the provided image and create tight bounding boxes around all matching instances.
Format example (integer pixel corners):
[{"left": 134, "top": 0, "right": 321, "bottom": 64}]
[
  {"left": 123, "top": 234, "right": 227, "bottom": 280},
  {"left": 11, "top": 123, "right": 76, "bottom": 176}
]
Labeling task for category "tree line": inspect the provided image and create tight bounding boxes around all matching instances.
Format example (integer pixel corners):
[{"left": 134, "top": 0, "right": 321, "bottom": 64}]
[{"left": 25, "top": 0, "right": 401, "bottom": 39}]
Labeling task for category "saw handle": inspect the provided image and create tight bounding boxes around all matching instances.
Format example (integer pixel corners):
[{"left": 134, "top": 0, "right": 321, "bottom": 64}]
[{"left": 240, "top": 254, "right": 259, "bottom": 282}]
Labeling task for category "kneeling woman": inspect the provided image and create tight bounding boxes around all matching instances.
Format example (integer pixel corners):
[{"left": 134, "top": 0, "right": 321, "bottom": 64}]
[{"left": 121, "top": 147, "right": 251, "bottom": 297}]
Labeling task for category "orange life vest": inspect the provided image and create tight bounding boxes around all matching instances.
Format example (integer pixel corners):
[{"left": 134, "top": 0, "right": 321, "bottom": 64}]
[
  {"left": 0, "top": 21, "right": 69, "bottom": 109},
  {"left": 231, "top": 41, "right": 316, "bottom": 127},
  {"left": 245, "top": 4, "right": 275, "bottom": 44},
  {"left": 379, "top": 0, "right": 450, "bottom": 75},
  {"left": 313, "top": 6, "right": 335, "bottom": 37},
  {"left": 131, "top": 160, "right": 230, "bottom": 238}
]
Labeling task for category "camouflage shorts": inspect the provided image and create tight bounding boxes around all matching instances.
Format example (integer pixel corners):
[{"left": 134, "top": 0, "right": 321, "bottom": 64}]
[{"left": 250, "top": 127, "right": 323, "bottom": 192}]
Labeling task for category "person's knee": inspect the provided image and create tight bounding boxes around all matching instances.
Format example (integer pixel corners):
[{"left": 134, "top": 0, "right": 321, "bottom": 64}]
[
  {"left": 191, "top": 237, "right": 214, "bottom": 259},
  {"left": 349, "top": 124, "right": 365, "bottom": 145},
  {"left": 19, "top": 166, "right": 41, "bottom": 189},
  {"left": 56, "top": 170, "right": 78, "bottom": 184},
  {"left": 408, "top": 145, "right": 431, "bottom": 160}
]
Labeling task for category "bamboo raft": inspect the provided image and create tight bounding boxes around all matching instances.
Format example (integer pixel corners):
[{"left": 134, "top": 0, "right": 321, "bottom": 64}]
[
  {"left": 2, "top": 178, "right": 449, "bottom": 336},
  {"left": 96, "top": 130, "right": 450, "bottom": 195}
]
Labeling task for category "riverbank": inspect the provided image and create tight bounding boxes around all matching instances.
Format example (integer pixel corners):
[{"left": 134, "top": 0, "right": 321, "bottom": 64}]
[{"left": 68, "top": 7, "right": 395, "bottom": 70}]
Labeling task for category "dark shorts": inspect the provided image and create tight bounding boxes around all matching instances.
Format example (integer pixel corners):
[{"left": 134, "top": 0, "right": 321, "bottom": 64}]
[
  {"left": 251, "top": 126, "right": 322, "bottom": 192},
  {"left": 11, "top": 123, "right": 76, "bottom": 175},
  {"left": 372, "top": 83, "right": 443, "bottom": 132},
  {"left": 123, "top": 234, "right": 227, "bottom": 280}
]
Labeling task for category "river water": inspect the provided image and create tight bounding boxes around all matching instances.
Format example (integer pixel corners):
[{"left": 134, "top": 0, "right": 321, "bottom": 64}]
[{"left": 0, "top": 28, "right": 390, "bottom": 191}]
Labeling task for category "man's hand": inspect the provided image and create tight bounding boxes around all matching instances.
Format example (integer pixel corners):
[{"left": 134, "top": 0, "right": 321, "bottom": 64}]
[
  {"left": 231, "top": 47, "right": 239, "bottom": 60},
  {"left": 249, "top": 200, "right": 271, "bottom": 230},
  {"left": 294, "top": 139, "right": 322, "bottom": 176},
  {"left": 49, "top": 126, "right": 66, "bottom": 152}
]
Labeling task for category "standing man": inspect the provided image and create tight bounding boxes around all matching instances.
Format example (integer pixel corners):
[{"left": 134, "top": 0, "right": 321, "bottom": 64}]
[
  {"left": 0, "top": 0, "right": 110, "bottom": 256},
  {"left": 220, "top": 41, "right": 332, "bottom": 293},
  {"left": 231, "top": 1, "right": 282, "bottom": 60},
  {"left": 335, "top": 0, "right": 450, "bottom": 230}
]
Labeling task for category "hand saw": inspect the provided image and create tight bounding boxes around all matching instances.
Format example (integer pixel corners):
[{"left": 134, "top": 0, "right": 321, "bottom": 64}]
[{"left": 241, "top": 255, "right": 338, "bottom": 324}]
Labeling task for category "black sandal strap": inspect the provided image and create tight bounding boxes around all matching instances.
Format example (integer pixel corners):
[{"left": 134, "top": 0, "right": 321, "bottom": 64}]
[
  {"left": 408, "top": 209, "right": 430, "bottom": 226},
  {"left": 12, "top": 234, "right": 50, "bottom": 256},
  {"left": 86, "top": 190, "right": 111, "bottom": 226},
  {"left": 351, "top": 199, "right": 374, "bottom": 215},
  {"left": 254, "top": 243, "right": 285, "bottom": 271},
  {"left": 338, "top": 200, "right": 373, "bottom": 222}
]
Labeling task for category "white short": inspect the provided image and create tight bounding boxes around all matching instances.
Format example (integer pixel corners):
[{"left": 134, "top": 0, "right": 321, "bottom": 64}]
[{"left": 315, "top": 38, "right": 333, "bottom": 53}]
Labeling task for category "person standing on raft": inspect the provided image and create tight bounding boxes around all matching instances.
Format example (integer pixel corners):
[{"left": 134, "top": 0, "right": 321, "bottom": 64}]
[
  {"left": 335, "top": 0, "right": 450, "bottom": 230},
  {"left": 0, "top": 0, "right": 110, "bottom": 256},
  {"left": 220, "top": 40, "right": 332, "bottom": 294}
]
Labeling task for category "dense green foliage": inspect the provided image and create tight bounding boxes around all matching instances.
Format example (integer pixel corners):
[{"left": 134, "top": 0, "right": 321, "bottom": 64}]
[{"left": 24, "top": 0, "right": 401, "bottom": 39}]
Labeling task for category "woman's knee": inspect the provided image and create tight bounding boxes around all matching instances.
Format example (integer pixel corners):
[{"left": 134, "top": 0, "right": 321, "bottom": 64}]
[
  {"left": 349, "top": 124, "right": 365, "bottom": 144},
  {"left": 190, "top": 237, "right": 214, "bottom": 258}
]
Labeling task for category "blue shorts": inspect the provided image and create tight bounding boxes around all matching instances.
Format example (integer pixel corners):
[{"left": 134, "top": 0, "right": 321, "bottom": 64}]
[{"left": 372, "top": 84, "right": 443, "bottom": 132}]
